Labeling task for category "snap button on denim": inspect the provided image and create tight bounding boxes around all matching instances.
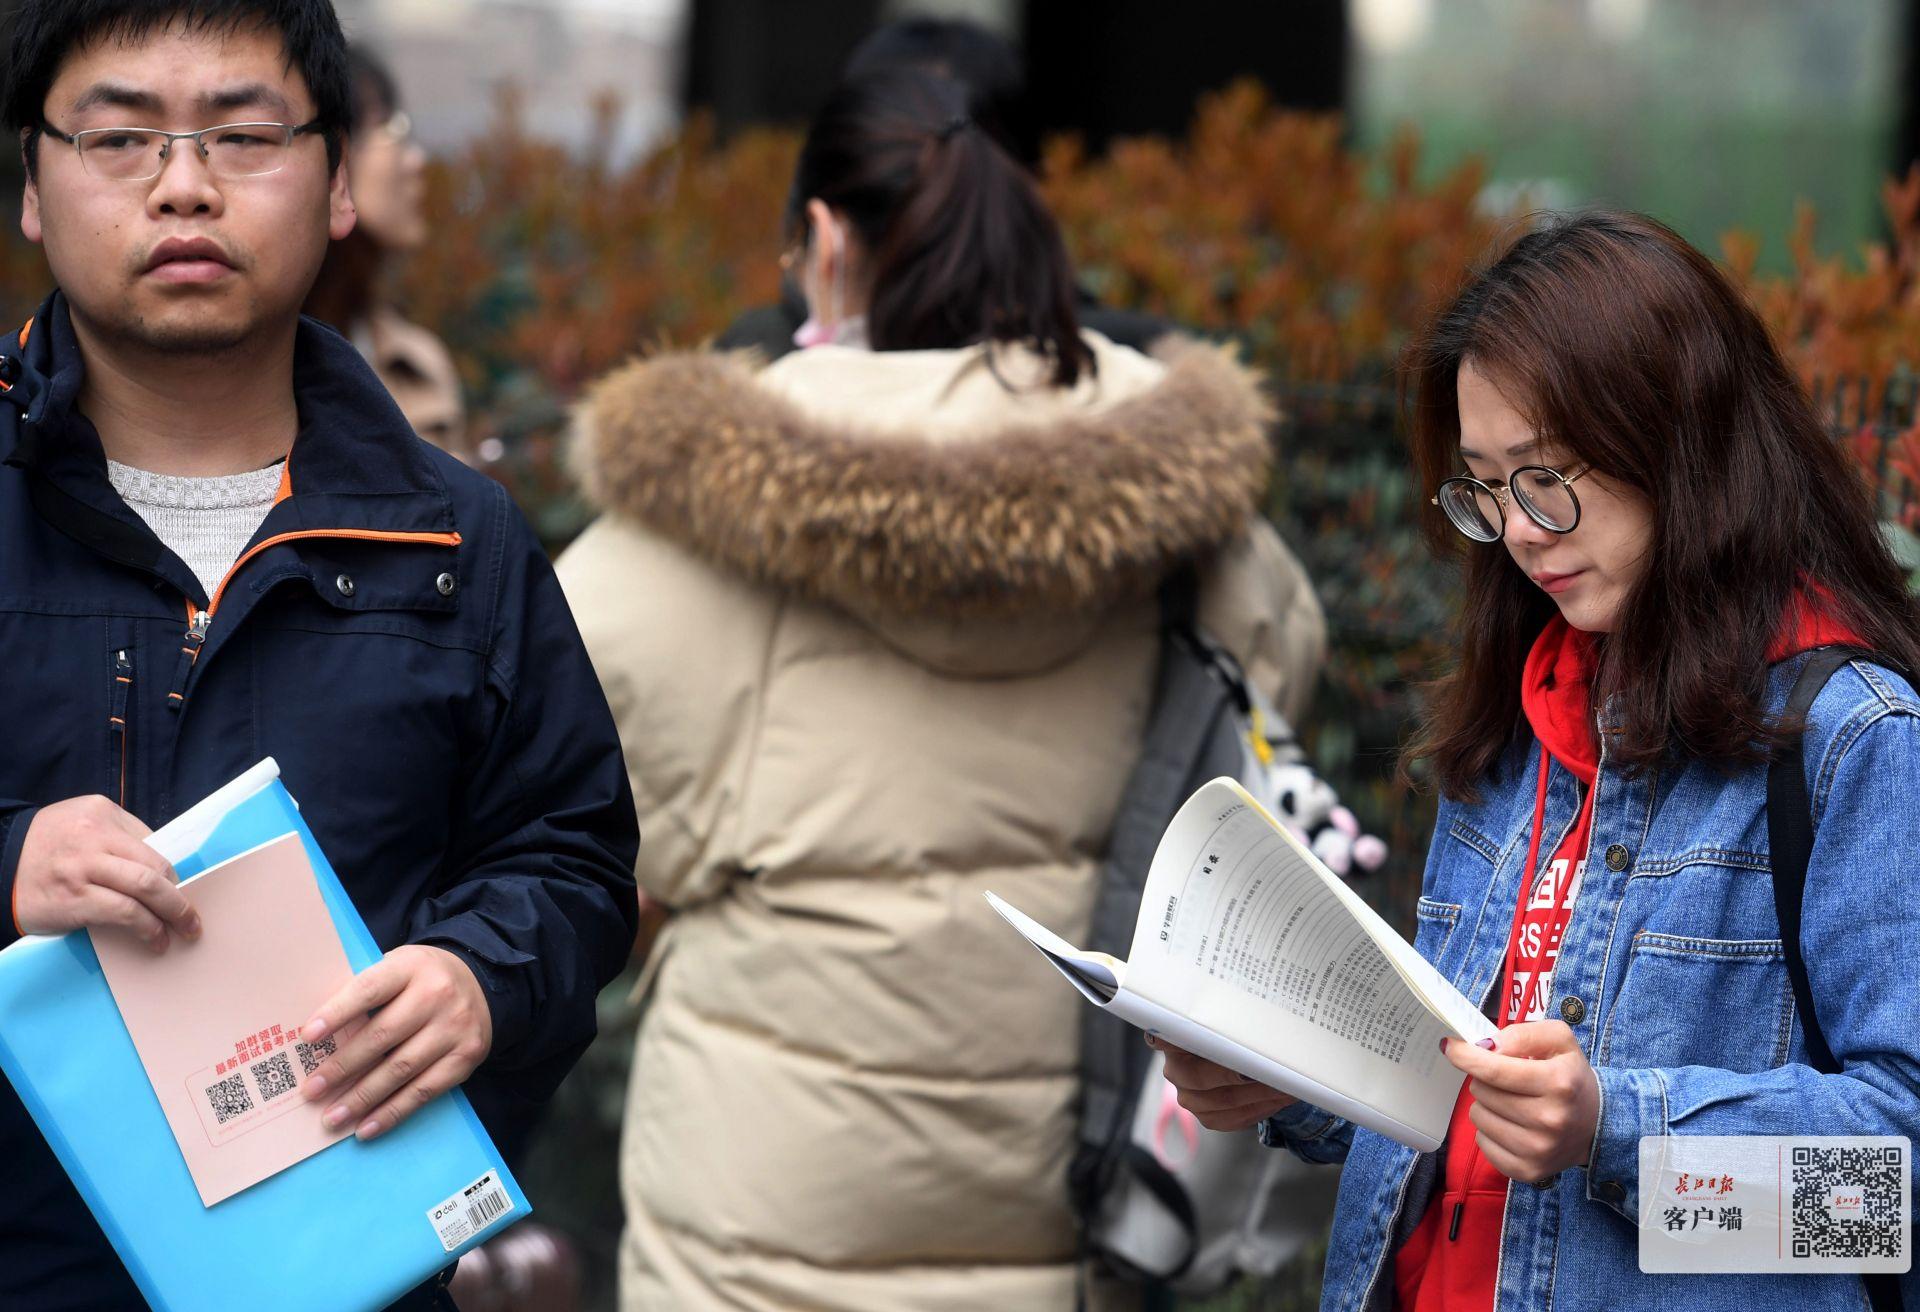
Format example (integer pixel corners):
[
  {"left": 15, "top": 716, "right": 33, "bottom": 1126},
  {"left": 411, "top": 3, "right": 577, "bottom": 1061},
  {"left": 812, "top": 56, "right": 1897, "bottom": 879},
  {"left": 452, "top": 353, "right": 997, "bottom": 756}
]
[
  {"left": 335, "top": 573, "right": 355, "bottom": 598},
  {"left": 1560, "top": 995, "right": 1587, "bottom": 1024},
  {"left": 1531, "top": 1174, "right": 1557, "bottom": 1190},
  {"left": 1600, "top": 1181, "right": 1625, "bottom": 1201},
  {"left": 436, "top": 572, "right": 457, "bottom": 597},
  {"left": 1604, "top": 843, "right": 1630, "bottom": 871}
]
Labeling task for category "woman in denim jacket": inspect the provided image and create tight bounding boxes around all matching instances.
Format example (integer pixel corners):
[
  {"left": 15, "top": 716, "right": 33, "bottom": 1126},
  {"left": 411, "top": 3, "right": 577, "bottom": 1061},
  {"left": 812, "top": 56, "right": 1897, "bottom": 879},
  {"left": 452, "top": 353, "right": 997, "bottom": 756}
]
[{"left": 1159, "top": 210, "right": 1920, "bottom": 1311}]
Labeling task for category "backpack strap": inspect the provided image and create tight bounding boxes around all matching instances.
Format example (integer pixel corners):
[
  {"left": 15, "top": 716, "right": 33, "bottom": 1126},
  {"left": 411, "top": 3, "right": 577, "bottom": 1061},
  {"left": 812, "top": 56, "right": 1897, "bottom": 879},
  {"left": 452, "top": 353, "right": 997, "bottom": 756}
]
[
  {"left": 1765, "top": 645, "right": 1908, "bottom": 1312},
  {"left": 1765, "top": 646, "right": 1867, "bottom": 1076},
  {"left": 1119, "top": 1143, "right": 1201, "bottom": 1279},
  {"left": 1070, "top": 566, "right": 1245, "bottom": 1223}
]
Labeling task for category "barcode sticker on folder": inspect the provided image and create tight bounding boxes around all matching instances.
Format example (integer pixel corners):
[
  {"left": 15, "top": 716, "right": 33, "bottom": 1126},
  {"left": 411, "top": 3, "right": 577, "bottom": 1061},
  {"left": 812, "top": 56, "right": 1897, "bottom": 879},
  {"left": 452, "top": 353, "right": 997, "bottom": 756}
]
[{"left": 427, "top": 1169, "right": 514, "bottom": 1252}]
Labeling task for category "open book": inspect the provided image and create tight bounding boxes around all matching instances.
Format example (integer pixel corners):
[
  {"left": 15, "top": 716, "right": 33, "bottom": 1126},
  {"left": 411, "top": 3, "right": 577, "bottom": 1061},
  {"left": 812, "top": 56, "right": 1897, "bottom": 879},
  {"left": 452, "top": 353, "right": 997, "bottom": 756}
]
[{"left": 988, "top": 777, "right": 1496, "bottom": 1152}]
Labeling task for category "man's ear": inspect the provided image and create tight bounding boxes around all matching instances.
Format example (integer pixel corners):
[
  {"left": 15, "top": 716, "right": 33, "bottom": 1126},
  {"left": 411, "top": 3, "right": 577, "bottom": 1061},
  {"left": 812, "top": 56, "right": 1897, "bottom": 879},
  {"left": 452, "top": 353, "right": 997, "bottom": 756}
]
[
  {"left": 19, "top": 132, "right": 41, "bottom": 246},
  {"left": 328, "top": 139, "right": 356, "bottom": 241}
]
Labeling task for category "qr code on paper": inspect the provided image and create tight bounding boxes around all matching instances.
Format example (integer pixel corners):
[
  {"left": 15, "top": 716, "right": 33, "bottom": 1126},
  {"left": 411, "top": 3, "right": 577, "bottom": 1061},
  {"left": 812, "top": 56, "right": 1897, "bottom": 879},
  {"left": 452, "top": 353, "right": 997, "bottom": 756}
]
[
  {"left": 252, "top": 1051, "right": 297, "bottom": 1102},
  {"left": 294, "top": 1036, "right": 335, "bottom": 1076},
  {"left": 204, "top": 1072, "right": 254, "bottom": 1125},
  {"left": 1791, "top": 1144, "right": 1906, "bottom": 1260}
]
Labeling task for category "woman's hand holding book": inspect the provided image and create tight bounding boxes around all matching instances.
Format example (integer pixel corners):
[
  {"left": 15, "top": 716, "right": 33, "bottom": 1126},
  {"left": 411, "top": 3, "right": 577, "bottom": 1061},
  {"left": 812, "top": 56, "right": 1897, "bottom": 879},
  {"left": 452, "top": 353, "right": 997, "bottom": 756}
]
[{"left": 1148, "top": 1033, "right": 1298, "bottom": 1132}]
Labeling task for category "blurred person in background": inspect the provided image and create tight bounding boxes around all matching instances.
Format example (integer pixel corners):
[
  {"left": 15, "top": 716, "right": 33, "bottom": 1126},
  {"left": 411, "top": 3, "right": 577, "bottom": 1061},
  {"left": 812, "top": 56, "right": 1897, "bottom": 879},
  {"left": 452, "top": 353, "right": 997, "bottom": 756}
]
[
  {"left": 716, "top": 17, "right": 1172, "bottom": 361},
  {"left": 557, "top": 67, "right": 1325, "bottom": 1312},
  {"left": 303, "top": 44, "right": 467, "bottom": 458}
]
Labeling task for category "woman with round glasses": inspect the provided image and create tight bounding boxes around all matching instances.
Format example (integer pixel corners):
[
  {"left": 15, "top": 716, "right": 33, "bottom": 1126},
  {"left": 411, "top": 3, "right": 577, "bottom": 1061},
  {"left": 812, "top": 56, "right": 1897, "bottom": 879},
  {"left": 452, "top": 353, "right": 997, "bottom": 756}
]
[{"left": 1158, "top": 210, "right": 1920, "bottom": 1311}]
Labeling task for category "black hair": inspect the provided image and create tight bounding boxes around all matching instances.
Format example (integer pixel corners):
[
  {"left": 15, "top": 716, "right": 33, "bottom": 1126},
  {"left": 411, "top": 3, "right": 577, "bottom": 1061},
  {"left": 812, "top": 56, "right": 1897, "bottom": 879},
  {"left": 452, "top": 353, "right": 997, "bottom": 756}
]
[
  {"left": 344, "top": 42, "right": 398, "bottom": 133},
  {"left": 787, "top": 68, "right": 1092, "bottom": 387},
  {"left": 4, "top": 0, "right": 351, "bottom": 178},
  {"left": 841, "top": 18, "right": 1038, "bottom": 169}
]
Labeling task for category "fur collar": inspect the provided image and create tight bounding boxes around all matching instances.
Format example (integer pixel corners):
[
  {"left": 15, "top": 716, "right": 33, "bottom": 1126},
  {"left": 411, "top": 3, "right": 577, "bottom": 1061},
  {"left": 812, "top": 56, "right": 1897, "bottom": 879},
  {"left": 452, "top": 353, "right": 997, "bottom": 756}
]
[{"left": 569, "top": 339, "right": 1275, "bottom": 619}]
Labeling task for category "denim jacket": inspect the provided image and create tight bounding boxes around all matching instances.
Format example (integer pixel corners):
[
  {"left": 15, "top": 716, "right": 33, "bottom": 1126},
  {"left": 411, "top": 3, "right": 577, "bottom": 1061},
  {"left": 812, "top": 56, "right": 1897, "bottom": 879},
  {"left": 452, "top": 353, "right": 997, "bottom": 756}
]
[{"left": 1264, "top": 654, "right": 1920, "bottom": 1311}]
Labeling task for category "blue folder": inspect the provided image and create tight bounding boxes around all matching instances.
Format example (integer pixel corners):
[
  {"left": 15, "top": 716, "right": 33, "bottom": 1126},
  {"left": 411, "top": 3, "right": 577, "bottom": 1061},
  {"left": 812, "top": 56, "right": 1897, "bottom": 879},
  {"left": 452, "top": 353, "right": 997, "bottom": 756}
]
[{"left": 0, "top": 760, "right": 528, "bottom": 1312}]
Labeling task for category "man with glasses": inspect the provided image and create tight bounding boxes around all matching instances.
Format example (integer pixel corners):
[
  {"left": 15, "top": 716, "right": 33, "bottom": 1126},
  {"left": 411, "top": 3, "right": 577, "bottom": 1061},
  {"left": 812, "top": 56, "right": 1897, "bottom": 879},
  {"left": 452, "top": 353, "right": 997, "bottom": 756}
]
[{"left": 0, "top": 4, "right": 640, "bottom": 1309}]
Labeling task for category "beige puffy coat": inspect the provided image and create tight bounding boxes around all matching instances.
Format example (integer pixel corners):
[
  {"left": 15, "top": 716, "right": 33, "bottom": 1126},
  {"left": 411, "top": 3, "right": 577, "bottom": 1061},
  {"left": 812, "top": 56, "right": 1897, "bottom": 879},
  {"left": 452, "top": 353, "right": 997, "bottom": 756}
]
[{"left": 555, "top": 333, "right": 1326, "bottom": 1311}]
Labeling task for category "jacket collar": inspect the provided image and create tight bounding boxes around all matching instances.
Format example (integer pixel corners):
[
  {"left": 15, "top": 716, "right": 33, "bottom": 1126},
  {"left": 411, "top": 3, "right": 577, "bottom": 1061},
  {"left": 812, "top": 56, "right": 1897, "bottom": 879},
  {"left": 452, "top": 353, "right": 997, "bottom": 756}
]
[{"left": 1, "top": 289, "right": 454, "bottom": 536}]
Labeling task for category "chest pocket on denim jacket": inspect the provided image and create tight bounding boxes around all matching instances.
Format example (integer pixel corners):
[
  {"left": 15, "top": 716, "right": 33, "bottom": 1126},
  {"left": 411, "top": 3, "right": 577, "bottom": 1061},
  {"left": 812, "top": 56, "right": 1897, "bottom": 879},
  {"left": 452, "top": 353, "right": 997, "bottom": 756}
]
[
  {"left": 1597, "top": 931, "right": 1794, "bottom": 1072},
  {"left": 1414, "top": 896, "right": 1462, "bottom": 972}
]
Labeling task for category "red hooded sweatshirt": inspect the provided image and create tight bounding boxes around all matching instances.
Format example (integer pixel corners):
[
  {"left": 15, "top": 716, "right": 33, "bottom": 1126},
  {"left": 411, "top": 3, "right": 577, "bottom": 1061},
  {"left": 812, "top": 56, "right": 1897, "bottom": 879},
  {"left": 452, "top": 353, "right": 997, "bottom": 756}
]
[{"left": 1392, "top": 601, "right": 1861, "bottom": 1312}]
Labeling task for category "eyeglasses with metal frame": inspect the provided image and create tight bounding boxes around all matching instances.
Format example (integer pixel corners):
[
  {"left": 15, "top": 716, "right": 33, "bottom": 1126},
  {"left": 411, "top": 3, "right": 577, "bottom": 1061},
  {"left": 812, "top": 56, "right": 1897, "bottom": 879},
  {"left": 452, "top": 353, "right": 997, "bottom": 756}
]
[
  {"left": 39, "top": 119, "right": 325, "bottom": 182},
  {"left": 1431, "top": 463, "right": 1590, "bottom": 542}
]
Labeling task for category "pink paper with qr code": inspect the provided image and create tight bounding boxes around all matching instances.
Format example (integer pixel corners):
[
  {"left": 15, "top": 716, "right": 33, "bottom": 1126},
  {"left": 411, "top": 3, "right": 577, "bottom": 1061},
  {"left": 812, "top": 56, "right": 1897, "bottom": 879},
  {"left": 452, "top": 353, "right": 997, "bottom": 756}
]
[{"left": 91, "top": 832, "right": 362, "bottom": 1206}]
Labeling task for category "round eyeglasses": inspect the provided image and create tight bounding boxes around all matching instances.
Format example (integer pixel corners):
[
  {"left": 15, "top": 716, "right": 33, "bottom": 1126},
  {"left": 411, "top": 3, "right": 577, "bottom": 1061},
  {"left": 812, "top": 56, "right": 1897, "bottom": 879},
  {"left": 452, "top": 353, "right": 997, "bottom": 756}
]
[
  {"left": 40, "top": 119, "right": 325, "bottom": 182},
  {"left": 1431, "top": 465, "right": 1588, "bottom": 542}
]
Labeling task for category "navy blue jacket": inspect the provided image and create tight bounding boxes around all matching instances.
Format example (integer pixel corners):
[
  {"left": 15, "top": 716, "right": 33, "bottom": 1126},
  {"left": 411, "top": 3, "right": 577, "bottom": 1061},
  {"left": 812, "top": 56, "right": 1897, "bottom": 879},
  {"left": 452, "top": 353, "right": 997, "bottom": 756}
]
[{"left": 0, "top": 293, "right": 640, "bottom": 1310}]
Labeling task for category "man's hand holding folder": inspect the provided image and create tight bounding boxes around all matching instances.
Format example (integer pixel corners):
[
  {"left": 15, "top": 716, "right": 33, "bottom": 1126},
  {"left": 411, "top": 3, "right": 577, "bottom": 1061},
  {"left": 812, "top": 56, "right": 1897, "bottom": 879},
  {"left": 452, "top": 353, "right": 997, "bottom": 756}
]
[
  {"left": 14, "top": 795, "right": 201, "bottom": 952},
  {"left": 21, "top": 789, "right": 498, "bottom": 1149},
  {"left": 299, "top": 944, "right": 494, "bottom": 1142}
]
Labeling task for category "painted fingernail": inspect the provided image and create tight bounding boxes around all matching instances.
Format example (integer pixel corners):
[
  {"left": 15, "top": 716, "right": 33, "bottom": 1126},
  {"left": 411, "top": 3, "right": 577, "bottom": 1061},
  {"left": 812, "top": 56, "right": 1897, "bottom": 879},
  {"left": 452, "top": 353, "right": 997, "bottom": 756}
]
[
  {"left": 1438, "top": 1037, "right": 1449, "bottom": 1053},
  {"left": 356, "top": 1119, "right": 381, "bottom": 1140},
  {"left": 1477, "top": 1037, "right": 1497, "bottom": 1050},
  {"left": 303, "top": 1075, "right": 328, "bottom": 1099},
  {"left": 325, "top": 1105, "right": 350, "bottom": 1128},
  {"left": 303, "top": 1018, "right": 328, "bottom": 1043}
]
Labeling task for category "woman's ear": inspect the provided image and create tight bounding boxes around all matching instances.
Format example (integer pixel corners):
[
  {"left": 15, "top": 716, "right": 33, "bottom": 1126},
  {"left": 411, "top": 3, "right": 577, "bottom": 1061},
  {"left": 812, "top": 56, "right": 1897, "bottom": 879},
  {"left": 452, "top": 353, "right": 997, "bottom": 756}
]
[{"left": 804, "top": 198, "right": 840, "bottom": 294}]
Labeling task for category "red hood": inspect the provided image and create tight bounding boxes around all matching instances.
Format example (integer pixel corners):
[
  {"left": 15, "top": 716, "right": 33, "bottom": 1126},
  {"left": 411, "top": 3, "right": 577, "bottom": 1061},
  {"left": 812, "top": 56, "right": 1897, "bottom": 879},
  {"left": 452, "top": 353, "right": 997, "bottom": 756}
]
[
  {"left": 1521, "top": 589, "right": 1865, "bottom": 783},
  {"left": 1769, "top": 586, "right": 1864, "bottom": 662},
  {"left": 1521, "top": 616, "right": 1602, "bottom": 785}
]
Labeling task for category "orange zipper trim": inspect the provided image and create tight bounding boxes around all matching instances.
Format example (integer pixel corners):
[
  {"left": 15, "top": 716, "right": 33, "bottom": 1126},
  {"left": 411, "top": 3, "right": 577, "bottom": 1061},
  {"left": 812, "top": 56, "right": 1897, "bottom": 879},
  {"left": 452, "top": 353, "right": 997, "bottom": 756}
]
[
  {"left": 184, "top": 527, "right": 464, "bottom": 626},
  {"left": 0, "top": 317, "right": 30, "bottom": 395}
]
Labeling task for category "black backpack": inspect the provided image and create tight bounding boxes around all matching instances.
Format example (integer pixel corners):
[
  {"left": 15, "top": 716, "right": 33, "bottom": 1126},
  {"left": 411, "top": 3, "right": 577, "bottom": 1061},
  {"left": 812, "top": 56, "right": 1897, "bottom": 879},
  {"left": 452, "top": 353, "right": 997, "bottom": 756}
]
[{"left": 1072, "top": 571, "right": 1340, "bottom": 1296}]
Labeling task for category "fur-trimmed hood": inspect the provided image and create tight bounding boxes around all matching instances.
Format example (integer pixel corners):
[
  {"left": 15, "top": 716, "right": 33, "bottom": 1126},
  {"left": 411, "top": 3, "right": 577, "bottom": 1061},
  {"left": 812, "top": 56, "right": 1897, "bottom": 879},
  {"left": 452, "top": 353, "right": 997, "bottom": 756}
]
[{"left": 569, "top": 334, "right": 1275, "bottom": 634}]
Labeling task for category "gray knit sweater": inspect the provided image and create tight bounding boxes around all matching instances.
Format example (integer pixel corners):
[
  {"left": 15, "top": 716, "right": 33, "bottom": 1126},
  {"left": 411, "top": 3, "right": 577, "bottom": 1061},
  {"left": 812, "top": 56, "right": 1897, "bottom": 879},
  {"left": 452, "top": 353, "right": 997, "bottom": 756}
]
[{"left": 106, "top": 459, "right": 284, "bottom": 601}]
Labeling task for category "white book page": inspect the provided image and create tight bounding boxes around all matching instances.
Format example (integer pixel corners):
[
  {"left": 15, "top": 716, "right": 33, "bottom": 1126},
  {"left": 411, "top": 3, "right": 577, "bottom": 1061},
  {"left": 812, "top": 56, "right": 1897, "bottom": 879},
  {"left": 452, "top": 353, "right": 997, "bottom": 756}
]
[
  {"left": 1120, "top": 779, "right": 1491, "bottom": 1135},
  {"left": 1103, "top": 985, "right": 1445, "bottom": 1152},
  {"left": 983, "top": 893, "right": 1120, "bottom": 1003},
  {"left": 984, "top": 890, "right": 1450, "bottom": 1150}
]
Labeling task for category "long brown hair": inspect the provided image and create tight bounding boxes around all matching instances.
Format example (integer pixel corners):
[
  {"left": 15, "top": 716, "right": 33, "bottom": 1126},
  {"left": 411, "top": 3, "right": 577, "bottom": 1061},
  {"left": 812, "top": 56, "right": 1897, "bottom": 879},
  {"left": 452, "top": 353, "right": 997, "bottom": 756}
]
[{"left": 1405, "top": 210, "right": 1920, "bottom": 798}]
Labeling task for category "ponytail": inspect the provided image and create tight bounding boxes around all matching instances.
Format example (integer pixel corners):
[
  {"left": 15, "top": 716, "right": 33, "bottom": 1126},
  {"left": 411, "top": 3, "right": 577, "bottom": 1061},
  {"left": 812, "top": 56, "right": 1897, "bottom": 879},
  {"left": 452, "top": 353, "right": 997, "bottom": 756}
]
[{"left": 788, "top": 69, "right": 1093, "bottom": 387}]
